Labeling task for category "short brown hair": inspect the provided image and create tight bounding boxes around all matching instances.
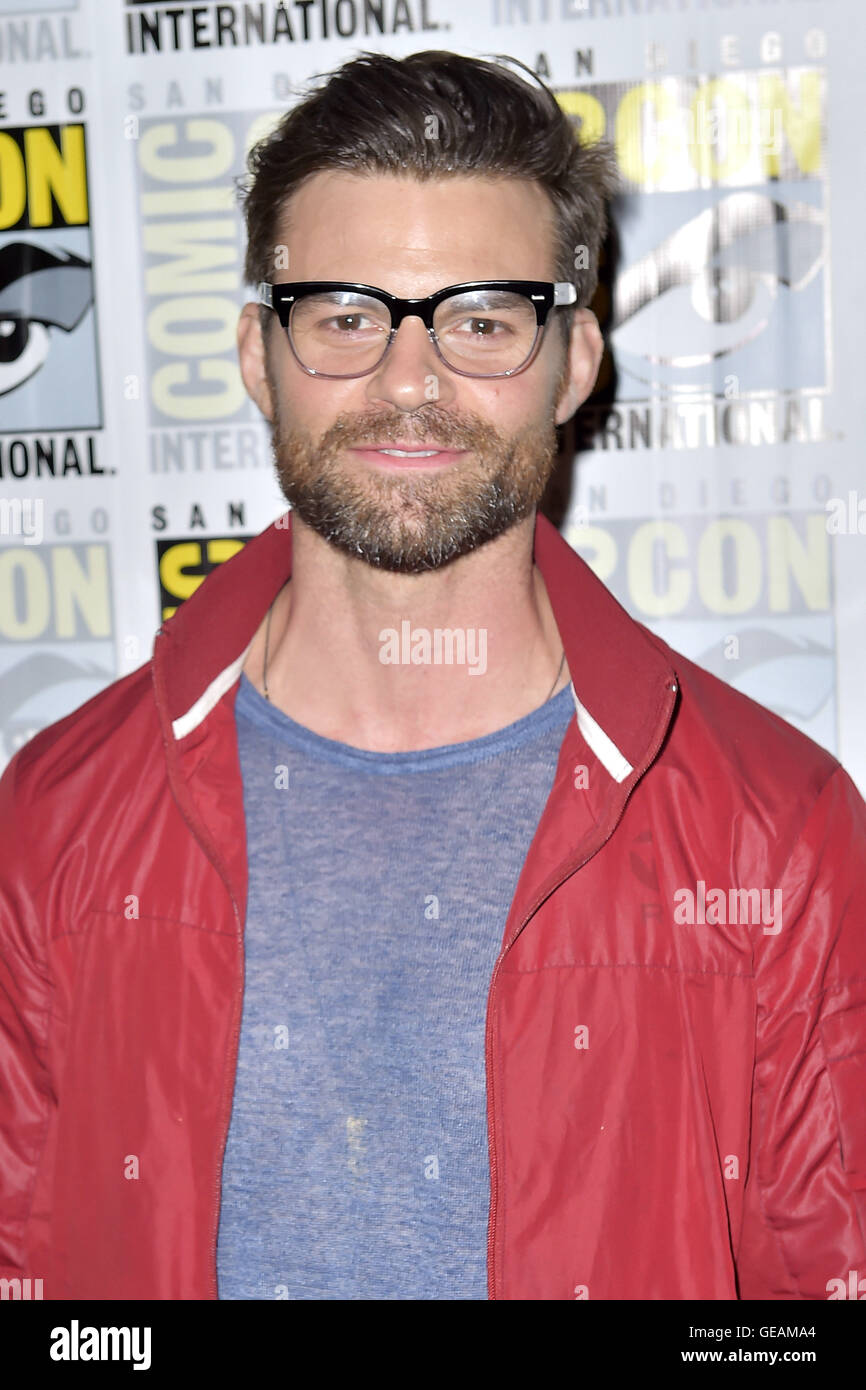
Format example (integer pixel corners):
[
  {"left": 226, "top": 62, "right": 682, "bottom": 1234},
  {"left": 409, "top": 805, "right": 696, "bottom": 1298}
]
[{"left": 237, "top": 49, "right": 619, "bottom": 342}]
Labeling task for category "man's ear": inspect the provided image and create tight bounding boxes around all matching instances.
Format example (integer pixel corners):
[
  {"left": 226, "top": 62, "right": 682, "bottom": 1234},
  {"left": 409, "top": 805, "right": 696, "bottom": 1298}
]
[
  {"left": 237, "top": 302, "right": 275, "bottom": 422},
  {"left": 554, "top": 308, "right": 604, "bottom": 426}
]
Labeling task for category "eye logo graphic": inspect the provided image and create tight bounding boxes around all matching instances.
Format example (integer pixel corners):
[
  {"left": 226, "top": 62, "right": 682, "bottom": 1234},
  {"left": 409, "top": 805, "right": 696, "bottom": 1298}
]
[
  {"left": 0, "top": 651, "right": 111, "bottom": 761},
  {"left": 0, "top": 241, "right": 93, "bottom": 399},
  {"left": 555, "top": 69, "right": 828, "bottom": 410},
  {"left": 0, "top": 535, "right": 114, "bottom": 773},
  {"left": 610, "top": 191, "right": 827, "bottom": 399},
  {"left": 0, "top": 122, "right": 101, "bottom": 434},
  {"left": 695, "top": 627, "right": 835, "bottom": 726}
]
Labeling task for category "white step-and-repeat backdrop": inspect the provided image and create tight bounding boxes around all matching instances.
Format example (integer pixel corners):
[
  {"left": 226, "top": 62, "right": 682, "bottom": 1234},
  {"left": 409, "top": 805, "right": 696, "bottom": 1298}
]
[{"left": 1, "top": 0, "right": 863, "bottom": 789}]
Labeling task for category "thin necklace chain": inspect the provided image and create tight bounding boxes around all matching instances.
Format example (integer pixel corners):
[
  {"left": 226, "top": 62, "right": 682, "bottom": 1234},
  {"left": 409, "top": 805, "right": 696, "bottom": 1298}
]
[{"left": 262, "top": 598, "right": 567, "bottom": 705}]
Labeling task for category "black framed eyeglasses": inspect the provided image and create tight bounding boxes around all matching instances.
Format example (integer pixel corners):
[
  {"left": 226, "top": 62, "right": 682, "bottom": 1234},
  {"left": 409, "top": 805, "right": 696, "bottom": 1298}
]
[{"left": 257, "top": 279, "right": 577, "bottom": 379}]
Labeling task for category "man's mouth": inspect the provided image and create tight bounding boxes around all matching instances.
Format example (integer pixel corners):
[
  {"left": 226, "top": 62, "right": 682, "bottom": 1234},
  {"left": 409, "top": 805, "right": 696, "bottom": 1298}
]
[{"left": 349, "top": 444, "right": 467, "bottom": 469}]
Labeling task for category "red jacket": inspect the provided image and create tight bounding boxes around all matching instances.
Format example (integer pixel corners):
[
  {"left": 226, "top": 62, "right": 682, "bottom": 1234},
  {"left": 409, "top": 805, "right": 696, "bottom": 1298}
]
[{"left": 1, "top": 510, "right": 865, "bottom": 1301}]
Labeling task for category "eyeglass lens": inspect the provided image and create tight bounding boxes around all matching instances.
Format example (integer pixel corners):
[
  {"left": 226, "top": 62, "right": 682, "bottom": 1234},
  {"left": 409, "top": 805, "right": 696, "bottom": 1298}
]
[{"left": 288, "top": 289, "right": 540, "bottom": 375}]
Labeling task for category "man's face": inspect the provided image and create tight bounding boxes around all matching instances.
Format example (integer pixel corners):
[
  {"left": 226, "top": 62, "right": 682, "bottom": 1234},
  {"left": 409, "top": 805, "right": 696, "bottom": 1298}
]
[{"left": 239, "top": 170, "right": 602, "bottom": 573}]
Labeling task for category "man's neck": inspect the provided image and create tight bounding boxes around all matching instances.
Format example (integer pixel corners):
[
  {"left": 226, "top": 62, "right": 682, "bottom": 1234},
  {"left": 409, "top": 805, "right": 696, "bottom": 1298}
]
[{"left": 242, "top": 512, "right": 569, "bottom": 752}]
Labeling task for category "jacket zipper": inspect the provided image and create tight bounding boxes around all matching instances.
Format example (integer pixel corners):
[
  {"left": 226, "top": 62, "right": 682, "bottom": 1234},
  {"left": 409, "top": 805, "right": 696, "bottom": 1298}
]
[
  {"left": 485, "top": 678, "right": 678, "bottom": 1299},
  {"left": 153, "top": 627, "right": 247, "bottom": 1301},
  {"left": 483, "top": 843, "right": 609, "bottom": 1299},
  {"left": 209, "top": 895, "right": 245, "bottom": 1299}
]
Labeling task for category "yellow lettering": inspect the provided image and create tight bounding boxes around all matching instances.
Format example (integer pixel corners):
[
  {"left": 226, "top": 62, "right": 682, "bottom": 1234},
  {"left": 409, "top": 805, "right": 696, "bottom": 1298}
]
[{"left": 628, "top": 521, "right": 690, "bottom": 616}]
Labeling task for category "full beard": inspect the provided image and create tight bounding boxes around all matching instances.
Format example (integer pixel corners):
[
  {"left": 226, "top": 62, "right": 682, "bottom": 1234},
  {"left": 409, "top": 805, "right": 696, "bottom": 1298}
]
[{"left": 268, "top": 388, "right": 564, "bottom": 576}]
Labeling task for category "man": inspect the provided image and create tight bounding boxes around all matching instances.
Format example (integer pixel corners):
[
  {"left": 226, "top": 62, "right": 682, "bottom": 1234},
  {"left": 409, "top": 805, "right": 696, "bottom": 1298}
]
[{"left": 1, "top": 50, "right": 864, "bottom": 1302}]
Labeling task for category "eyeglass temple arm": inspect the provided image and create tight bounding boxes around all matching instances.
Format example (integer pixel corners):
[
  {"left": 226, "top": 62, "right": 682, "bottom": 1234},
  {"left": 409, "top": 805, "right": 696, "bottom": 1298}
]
[{"left": 258, "top": 282, "right": 273, "bottom": 308}]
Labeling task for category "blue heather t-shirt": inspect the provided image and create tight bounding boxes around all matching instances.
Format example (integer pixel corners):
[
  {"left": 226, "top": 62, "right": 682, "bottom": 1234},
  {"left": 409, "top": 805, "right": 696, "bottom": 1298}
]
[{"left": 216, "top": 670, "right": 574, "bottom": 1300}]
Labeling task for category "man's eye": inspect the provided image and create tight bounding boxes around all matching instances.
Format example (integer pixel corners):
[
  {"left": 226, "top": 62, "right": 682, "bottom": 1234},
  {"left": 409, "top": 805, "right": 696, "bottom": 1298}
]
[
  {"left": 325, "top": 314, "right": 376, "bottom": 332},
  {"left": 453, "top": 317, "right": 509, "bottom": 337}
]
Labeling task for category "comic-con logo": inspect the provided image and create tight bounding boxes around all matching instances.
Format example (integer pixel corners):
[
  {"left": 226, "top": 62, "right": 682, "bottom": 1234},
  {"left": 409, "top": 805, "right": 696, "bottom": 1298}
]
[
  {"left": 558, "top": 69, "right": 829, "bottom": 409},
  {"left": 0, "top": 123, "right": 101, "bottom": 432},
  {"left": 0, "top": 539, "right": 113, "bottom": 761},
  {"left": 123, "top": 0, "right": 439, "bottom": 53},
  {"left": 157, "top": 533, "right": 250, "bottom": 621},
  {"left": 609, "top": 191, "right": 824, "bottom": 399},
  {"left": 566, "top": 508, "right": 835, "bottom": 750}
]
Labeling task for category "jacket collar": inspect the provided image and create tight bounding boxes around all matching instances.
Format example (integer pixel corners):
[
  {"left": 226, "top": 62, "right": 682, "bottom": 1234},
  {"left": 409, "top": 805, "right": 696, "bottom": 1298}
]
[{"left": 153, "top": 510, "right": 676, "bottom": 784}]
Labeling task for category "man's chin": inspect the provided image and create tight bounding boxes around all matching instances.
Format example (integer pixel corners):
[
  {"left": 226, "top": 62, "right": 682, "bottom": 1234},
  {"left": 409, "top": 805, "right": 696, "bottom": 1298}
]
[
  {"left": 274, "top": 437, "right": 556, "bottom": 573},
  {"left": 288, "top": 506, "right": 495, "bottom": 574}
]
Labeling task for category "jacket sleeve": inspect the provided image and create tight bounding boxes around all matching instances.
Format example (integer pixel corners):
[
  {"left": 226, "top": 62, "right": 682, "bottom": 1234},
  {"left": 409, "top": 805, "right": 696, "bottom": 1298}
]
[
  {"left": 736, "top": 763, "right": 866, "bottom": 1299},
  {"left": 0, "top": 748, "right": 55, "bottom": 1287}
]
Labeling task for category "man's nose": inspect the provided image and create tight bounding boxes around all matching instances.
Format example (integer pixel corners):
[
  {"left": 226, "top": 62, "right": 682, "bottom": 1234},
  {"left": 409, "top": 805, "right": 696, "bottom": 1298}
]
[{"left": 365, "top": 314, "right": 455, "bottom": 411}]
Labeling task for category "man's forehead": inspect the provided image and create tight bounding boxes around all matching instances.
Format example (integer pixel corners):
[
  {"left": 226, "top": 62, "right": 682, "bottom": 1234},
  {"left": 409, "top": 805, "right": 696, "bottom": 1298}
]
[{"left": 272, "top": 169, "right": 557, "bottom": 280}]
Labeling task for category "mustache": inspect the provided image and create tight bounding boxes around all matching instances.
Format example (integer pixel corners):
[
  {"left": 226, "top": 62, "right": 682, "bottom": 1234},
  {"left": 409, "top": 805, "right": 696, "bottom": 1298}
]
[{"left": 315, "top": 405, "right": 502, "bottom": 453}]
